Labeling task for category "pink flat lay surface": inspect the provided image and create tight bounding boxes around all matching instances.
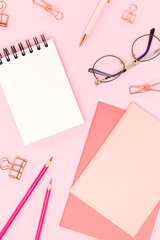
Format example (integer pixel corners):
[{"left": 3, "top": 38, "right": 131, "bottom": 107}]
[{"left": 0, "top": 0, "right": 160, "bottom": 240}]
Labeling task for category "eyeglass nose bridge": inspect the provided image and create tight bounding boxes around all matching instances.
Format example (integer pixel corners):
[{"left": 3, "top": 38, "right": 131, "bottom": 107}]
[{"left": 95, "top": 79, "right": 101, "bottom": 85}]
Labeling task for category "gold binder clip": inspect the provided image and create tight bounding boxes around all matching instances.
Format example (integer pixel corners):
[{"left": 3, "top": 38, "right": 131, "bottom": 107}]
[
  {"left": 0, "top": 1, "right": 9, "bottom": 27},
  {"left": 122, "top": 4, "right": 137, "bottom": 24},
  {"left": 33, "top": 0, "right": 64, "bottom": 20},
  {"left": 0, "top": 157, "right": 27, "bottom": 180}
]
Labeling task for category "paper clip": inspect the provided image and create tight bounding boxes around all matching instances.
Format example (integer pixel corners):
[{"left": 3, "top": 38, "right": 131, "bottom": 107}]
[
  {"left": 0, "top": 1, "right": 9, "bottom": 27},
  {"left": 33, "top": 0, "right": 64, "bottom": 20},
  {"left": 0, "top": 156, "right": 27, "bottom": 180},
  {"left": 122, "top": 4, "right": 137, "bottom": 24},
  {"left": 129, "top": 83, "right": 160, "bottom": 94}
]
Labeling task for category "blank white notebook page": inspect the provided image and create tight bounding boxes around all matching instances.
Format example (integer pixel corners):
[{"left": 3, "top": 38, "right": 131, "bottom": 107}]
[{"left": 0, "top": 39, "right": 84, "bottom": 145}]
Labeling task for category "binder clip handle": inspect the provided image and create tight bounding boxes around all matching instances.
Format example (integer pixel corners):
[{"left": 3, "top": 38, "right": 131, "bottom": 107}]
[
  {"left": 0, "top": 157, "right": 11, "bottom": 170},
  {"left": 129, "top": 4, "right": 137, "bottom": 14},
  {"left": 0, "top": 1, "right": 7, "bottom": 12}
]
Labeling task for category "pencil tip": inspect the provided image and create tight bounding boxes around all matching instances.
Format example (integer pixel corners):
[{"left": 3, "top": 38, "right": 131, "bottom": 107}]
[
  {"left": 48, "top": 179, "right": 52, "bottom": 190},
  {"left": 46, "top": 157, "right": 53, "bottom": 167}
]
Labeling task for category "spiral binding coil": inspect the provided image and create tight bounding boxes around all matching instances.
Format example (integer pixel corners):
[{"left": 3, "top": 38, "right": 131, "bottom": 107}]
[{"left": 0, "top": 35, "right": 48, "bottom": 64}]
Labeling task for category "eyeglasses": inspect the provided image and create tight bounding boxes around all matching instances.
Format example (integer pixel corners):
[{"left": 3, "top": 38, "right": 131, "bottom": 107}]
[{"left": 89, "top": 28, "right": 160, "bottom": 85}]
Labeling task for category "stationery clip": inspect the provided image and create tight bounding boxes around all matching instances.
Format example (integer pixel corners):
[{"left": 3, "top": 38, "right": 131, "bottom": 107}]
[
  {"left": 33, "top": 0, "right": 64, "bottom": 20},
  {"left": 0, "top": 1, "right": 9, "bottom": 27},
  {"left": 0, "top": 157, "right": 27, "bottom": 180},
  {"left": 129, "top": 82, "right": 160, "bottom": 94},
  {"left": 122, "top": 4, "right": 137, "bottom": 24}
]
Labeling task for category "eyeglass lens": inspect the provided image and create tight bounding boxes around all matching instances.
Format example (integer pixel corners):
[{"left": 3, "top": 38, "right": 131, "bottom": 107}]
[
  {"left": 132, "top": 34, "right": 160, "bottom": 62},
  {"left": 89, "top": 55, "right": 125, "bottom": 83}
]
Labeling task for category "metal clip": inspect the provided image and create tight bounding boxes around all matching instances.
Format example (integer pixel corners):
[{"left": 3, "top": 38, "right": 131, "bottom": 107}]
[
  {"left": 0, "top": 157, "right": 27, "bottom": 180},
  {"left": 33, "top": 0, "right": 64, "bottom": 20},
  {"left": 0, "top": 1, "right": 9, "bottom": 27},
  {"left": 129, "top": 82, "right": 160, "bottom": 94},
  {"left": 122, "top": 4, "right": 137, "bottom": 24}
]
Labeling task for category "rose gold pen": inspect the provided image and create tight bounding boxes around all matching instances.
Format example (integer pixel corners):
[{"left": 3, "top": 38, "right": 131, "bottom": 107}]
[{"left": 80, "top": 0, "right": 110, "bottom": 47}]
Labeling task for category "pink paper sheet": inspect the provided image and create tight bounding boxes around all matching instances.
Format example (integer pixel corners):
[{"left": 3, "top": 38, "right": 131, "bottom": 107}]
[{"left": 60, "top": 102, "right": 159, "bottom": 240}]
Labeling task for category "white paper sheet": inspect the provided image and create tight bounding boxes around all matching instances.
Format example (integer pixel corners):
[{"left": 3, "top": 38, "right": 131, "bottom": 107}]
[{"left": 0, "top": 40, "right": 83, "bottom": 144}]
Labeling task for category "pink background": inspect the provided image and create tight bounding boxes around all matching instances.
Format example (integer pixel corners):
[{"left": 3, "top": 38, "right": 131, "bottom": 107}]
[{"left": 0, "top": 0, "right": 160, "bottom": 239}]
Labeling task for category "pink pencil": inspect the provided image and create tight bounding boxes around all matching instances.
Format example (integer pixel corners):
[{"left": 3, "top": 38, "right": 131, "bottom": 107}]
[
  {"left": 0, "top": 157, "right": 53, "bottom": 239},
  {"left": 35, "top": 179, "right": 52, "bottom": 240}
]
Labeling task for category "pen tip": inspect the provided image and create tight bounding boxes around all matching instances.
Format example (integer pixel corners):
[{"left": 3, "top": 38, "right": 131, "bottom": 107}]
[
  {"left": 79, "top": 34, "right": 88, "bottom": 47},
  {"left": 79, "top": 40, "right": 84, "bottom": 47},
  {"left": 49, "top": 178, "right": 52, "bottom": 184},
  {"left": 50, "top": 157, "right": 53, "bottom": 162}
]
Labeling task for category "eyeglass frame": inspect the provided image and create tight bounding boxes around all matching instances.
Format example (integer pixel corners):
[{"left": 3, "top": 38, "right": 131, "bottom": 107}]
[{"left": 89, "top": 28, "right": 160, "bottom": 85}]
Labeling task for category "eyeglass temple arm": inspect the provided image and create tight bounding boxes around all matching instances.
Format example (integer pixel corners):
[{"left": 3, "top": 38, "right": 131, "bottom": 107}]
[
  {"left": 88, "top": 68, "right": 111, "bottom": 76},
  {"left": 88, "top": 68, "right": 123, "bottom": 78},
  {"left": 136, "top": 28, "right": 155, "bottom": 61}
]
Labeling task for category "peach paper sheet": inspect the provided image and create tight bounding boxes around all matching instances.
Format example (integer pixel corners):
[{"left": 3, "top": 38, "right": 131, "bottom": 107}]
[{"left": 71, "top": 103, "right": 160, "bottom": 237}]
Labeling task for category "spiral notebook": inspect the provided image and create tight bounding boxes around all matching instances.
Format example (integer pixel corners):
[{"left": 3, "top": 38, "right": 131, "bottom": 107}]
[{"left": 0, "top": 36, "right": 84, "bottom": 145}]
